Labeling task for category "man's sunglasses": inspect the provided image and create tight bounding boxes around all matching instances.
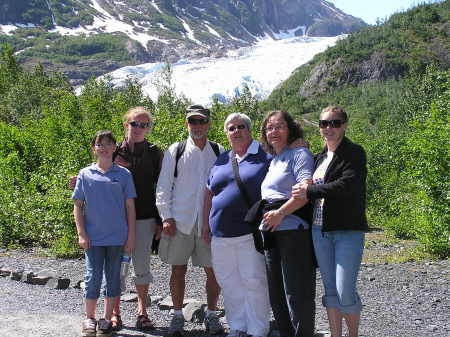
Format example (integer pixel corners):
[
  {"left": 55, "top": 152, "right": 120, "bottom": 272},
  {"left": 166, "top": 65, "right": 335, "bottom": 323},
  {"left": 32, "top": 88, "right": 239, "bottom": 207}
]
[
  {"left": 227, "top": 124, "right": 246, "bottom": 132},
  {"left": 318, "top": 119, "right": 344, "bottom": 129},
  {"left": 129, "top": 121, "right": 150, "bottom": 128},
  {"left": 188, "top": 117, "right": 209, "bottom": 125}
]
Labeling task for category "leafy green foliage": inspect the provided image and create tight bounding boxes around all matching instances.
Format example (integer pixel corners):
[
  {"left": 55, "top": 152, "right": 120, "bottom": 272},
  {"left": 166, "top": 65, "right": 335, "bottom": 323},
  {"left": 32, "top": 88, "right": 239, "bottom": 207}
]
[
  {"left": 0, "top": 49, "right": 264, "bottom": 257},
  {"left": 0, "top": 1, "right": 448, "bottom": 259}
]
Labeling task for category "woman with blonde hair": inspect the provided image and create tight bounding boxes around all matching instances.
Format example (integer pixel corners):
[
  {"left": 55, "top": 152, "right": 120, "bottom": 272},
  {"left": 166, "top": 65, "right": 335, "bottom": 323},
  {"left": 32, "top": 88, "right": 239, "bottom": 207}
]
[{"left": 111, "top": 106, "right": 163, "bottom": 331}]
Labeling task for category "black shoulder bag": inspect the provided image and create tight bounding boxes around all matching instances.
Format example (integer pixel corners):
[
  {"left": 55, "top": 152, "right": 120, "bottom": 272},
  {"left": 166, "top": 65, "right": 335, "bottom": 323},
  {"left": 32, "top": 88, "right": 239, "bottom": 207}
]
[{"left": 230, "top": 152, "right": 264, "bottom": 254}]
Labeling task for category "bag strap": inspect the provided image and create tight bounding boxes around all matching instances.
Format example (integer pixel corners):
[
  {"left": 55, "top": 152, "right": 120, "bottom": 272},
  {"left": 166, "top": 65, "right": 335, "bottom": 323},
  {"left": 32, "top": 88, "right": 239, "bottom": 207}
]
[
  {"left": 112, "top": 141, "right": 122, "bottom": 162},
  {"left": 174, "top": 140, "right": 187, "bottom": 178},
  {"left": 209, "top": 141, "right": 220, "bottom": 157},
  {"left": 175, "top": 140, "right": 219, "bottom": 178},
  {"left": 231, "top": 151, "right": 265, "bottom": 254},
  {"left": 231, "top": 152, "right": 252, "bottom": 208}
]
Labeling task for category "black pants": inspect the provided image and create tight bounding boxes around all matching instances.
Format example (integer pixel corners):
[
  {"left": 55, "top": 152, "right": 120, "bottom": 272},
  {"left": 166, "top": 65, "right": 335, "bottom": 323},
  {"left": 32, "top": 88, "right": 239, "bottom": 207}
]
[{"left": 265, "top": 230, "right": 316, "bottom": 337}]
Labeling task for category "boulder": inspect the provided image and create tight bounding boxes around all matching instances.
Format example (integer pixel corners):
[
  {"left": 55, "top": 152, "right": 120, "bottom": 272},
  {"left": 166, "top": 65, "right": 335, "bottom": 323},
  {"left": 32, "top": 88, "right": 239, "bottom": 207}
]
[
  {"left": 183, "top": 301, "right": 206, "bottom": 322},
  {"left": 46, "top": 278, "right": 70, "bottom": 289}
]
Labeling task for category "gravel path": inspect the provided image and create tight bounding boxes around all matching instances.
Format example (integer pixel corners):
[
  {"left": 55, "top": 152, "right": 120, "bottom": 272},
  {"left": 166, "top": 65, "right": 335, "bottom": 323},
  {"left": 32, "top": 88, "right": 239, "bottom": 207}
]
[{"left": 0, "top": 245, "right": 448, "bottom": 337}]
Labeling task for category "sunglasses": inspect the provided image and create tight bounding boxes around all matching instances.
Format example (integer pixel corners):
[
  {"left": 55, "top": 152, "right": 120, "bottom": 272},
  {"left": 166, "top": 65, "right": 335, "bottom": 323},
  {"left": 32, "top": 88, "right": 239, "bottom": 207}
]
[
  {"left": 227, "top": 124, "right": 246, "bottom": 132},
  {"left": 188, "top": 117, "right": 209, "bottom": 125},
  {"left": 319, "top": 119, "right": 344, "bottom": 128},
  {"left": 129, "top": 121, "right": 150, "bottom": 128}
]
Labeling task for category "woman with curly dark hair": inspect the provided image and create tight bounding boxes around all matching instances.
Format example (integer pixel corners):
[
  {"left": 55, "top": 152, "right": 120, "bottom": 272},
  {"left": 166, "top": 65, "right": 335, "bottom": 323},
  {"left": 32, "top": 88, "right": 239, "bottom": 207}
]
[{"left": 259, "top": 110, "right": 317, "bottom": 337}]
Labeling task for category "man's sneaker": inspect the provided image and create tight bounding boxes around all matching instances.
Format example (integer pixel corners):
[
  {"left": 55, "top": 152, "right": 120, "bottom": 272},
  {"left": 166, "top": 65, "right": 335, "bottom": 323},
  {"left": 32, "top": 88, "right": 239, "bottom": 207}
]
[
  {"left": 227, "top": 330, "right": 246, "bottom": 337},
  {"left": 205, "top": 312, "right": 225, "bottom": 335},
  {"left": 81, "top": 318, "right": 96, "bottom": 337},
  {"left": 167, "top": 314, "right": 185, "bottom": 336},
  {"left": 96, "top": 318, "right": 112, "bottom": 336}
]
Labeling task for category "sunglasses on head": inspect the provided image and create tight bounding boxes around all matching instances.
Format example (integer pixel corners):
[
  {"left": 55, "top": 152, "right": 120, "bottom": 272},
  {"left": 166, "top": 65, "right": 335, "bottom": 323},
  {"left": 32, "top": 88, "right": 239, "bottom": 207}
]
[
  {"left": 227, "top": 124, "right": 246, "bottom": 132},
  {"left": 319, "top": 119, "right": 344, "bottom": 129},
  {"left": 129, "top": 121, "right": 150, "bottom": 128},
  {"left": 188, "top": 117, "right": 209, "bottom": 125}
]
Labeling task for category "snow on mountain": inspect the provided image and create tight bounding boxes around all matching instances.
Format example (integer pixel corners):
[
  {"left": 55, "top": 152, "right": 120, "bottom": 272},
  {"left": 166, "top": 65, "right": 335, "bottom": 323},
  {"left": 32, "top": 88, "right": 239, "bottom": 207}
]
[{"left": 106, "top": 35, "right": 342, "bottom": 106}]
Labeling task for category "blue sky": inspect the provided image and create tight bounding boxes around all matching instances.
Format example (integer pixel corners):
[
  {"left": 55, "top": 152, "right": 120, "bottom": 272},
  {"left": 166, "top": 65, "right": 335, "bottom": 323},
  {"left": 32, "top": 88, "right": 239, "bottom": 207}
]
[{"left": 328, "top": 0, "right": 441, "bottom": 24}]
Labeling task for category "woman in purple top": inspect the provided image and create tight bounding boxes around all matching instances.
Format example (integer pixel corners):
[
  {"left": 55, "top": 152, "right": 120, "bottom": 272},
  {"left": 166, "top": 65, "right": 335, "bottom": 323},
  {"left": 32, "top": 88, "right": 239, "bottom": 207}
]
[
  {"left": 260, "top": 110, "right": 316, "bottom": 337},
  {"left": 72, "top": 130, "right": 136, "bottom": 337}
]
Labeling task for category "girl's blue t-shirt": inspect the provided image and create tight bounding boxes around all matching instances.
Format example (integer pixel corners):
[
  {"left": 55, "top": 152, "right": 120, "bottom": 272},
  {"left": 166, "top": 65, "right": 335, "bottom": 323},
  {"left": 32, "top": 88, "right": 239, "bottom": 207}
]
[
  {"left": 261, "top": 147, "right": 314, "bottom": 230},
  {"left": 72, "top": 163, "right": 137, "bottom": 246}
]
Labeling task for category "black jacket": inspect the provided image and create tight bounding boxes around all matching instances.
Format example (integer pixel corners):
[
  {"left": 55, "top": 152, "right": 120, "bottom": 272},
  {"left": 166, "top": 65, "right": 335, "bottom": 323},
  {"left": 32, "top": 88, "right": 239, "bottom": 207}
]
[{"left": 307, "top": 137, "right": 368, "bottom": 232}]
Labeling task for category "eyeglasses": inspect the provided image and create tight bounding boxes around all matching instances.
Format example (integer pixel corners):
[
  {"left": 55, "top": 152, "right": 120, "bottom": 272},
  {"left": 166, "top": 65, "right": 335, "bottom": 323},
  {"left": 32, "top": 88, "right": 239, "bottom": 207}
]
[
  {"left": 188, "top": 117, "right": 209, "bottom": 125},
  {"left": 265, "top": 124, "right": 287, "bottom": 133},
  {"left": 94, "top": 142, "right": 114, "bottom": 148},
  {"left": 319, "top": 119, "right": 344, "bottom": 129},
  {"left": 129, "top": 121, "right": 150, "bottom": 128},
  {"left": 227, "top": 124, "right": 246, "bottom": 132}
]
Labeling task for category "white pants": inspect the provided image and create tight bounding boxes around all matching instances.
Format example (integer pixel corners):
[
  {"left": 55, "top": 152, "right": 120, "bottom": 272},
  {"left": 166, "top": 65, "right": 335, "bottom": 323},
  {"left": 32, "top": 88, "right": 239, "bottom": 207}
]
[{"left": 212, "top": 234, "right": 270, "bottom": 336}]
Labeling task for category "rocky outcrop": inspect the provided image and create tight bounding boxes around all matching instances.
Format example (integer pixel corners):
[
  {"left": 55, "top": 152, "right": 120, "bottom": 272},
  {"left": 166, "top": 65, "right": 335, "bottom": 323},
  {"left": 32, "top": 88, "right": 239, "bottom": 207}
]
[{"left": 298, "top": 53, "right": 408, "bottom": 98}]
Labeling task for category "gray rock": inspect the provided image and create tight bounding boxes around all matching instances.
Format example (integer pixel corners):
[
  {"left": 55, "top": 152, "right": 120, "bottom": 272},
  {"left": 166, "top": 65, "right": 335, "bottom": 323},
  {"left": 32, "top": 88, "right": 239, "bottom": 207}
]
[
  {"left": 0, "top": 267, "right": 11, "bottom": 277},
  {"left": 158, "top": 295, "right": 173, "bottom": 310},
  {"left": 73, "top": 280, "right": 84, "bottom": 289},
  {"left": 10, "top": 270, "right": 23, "bottom": 281},
  {"left": 22, "top": 271, "right": 35, "bottom": 283},
  {"left": 158, "top": 296, "right": 204, "bottom": 310},
  {"left": 122, "top": 294, "right": 138, "bottom": 302},
  {"left": 150, "top": 295, "right": 163, "bottom": 304},
  {"left": 46, "top": 278, "right": 70, "bottom": 290},
  {"left": 183, "top": 301, "right": 206, "bottom": 322},
  {"left": 29, "top": 276, "right": 52, "bottom": 285}
]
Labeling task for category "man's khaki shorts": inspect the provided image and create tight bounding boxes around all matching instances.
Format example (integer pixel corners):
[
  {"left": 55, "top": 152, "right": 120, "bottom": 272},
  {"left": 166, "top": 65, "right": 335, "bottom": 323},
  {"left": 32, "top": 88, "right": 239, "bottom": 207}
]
[{"left": 159, "top": 227, "right": 212, "bottom": 267}]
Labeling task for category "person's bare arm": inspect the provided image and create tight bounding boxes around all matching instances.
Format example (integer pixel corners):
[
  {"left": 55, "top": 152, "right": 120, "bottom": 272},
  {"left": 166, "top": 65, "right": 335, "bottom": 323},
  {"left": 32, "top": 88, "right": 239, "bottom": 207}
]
[
  {"left": 124, "top": 198, "right": 136, "bottom": 254},
  {"left": 73, "top": 200, "right": 90, "bottom": 249},
  {"left": 262, "top": 197, "right": 309, "bottom": 232},
  {"left": 202, "top": 188, "right": 213, "bottom": 243}
]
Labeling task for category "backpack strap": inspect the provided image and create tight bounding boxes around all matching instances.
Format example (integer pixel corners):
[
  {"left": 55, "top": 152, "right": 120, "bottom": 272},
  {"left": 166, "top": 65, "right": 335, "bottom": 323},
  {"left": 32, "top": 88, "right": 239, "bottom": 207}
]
[
  {"left": 174, "top": 140, "right": 219, "bottom": 178},
  {"left": 174, "top": 140, "right": 187, "bottom": 178},
  {"left": 112, "top": 141, "right": 122, "bottom": 162},
  {"left": 208, "top": 141, "right": 220, "bottom": 157}
]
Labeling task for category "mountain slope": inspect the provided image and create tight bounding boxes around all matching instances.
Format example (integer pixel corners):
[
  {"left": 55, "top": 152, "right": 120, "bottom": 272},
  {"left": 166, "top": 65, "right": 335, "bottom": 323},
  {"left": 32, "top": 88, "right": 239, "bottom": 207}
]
[
  {"left": 0, "top": 0, "right": 366, "bottom": 84},
  {"left": 264, "top": 0, "right": 449, "bottom": 110}
]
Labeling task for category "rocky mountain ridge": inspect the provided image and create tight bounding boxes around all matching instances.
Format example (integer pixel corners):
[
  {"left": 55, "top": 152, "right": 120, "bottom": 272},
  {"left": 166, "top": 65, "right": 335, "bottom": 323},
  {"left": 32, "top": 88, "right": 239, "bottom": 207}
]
[
  {"left": 265, "top": 1, "right": 449, "bottom": 105},
  {"left": 0, "top": 0, "right": 366, "bottom": 84}
]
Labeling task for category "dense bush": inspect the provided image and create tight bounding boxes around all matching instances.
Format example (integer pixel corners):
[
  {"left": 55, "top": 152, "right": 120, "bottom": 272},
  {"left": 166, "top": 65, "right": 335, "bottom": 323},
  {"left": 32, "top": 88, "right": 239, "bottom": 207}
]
[
  {"left": 0, "top": 1, "right": 448, "bottom": 259},
  {"left": 0, "top": 51, "right": 262, "bottom": 257}
]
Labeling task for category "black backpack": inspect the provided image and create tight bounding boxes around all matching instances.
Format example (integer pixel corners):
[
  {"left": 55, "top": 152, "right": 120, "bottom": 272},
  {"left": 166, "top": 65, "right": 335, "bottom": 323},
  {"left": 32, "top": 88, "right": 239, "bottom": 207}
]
[{"left": 174, "top": 140, "right": 220, "bottom": 177}]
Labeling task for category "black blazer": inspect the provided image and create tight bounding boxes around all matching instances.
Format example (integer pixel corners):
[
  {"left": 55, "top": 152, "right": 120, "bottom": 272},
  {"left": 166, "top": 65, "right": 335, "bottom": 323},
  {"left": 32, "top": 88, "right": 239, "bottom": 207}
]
[{"left": 307, "top": 137, "right": 368, "bottom": 232}]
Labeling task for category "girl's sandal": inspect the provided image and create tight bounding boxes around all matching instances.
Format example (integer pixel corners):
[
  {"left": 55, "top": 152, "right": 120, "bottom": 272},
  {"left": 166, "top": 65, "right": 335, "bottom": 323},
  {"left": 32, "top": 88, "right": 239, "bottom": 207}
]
[
  {"left": 136, "top": 314, "right": 156, "bottom": 331},
  {"left": 111, "top": 314, "right": 123, "bottom": 331}
]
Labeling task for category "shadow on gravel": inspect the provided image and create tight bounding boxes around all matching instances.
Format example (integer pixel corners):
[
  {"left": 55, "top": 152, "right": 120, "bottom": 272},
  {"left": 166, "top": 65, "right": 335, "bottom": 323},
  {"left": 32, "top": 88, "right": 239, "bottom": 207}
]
[
  {"left": 115, "top": 327, "right": 166, "bottom": 337},
  {"left": 114, "top": 327, "right": 215, "bottom": 337}
]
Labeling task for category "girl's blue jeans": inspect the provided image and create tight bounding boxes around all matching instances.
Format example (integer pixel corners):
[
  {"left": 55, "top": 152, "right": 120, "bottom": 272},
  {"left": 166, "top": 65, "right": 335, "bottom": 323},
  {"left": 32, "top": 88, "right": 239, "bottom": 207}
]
[
  {"left": 312, "top": 226, "right": 365, "bottom": 314},
  {"left": 84, "top": 245, "right": 122, "bottom": 299}
]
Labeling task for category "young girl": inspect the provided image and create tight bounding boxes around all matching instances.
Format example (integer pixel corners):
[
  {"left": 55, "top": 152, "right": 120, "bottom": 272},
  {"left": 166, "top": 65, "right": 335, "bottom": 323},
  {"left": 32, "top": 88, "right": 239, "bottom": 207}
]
[{"left": 72, "top": 130, "right": 136, "bottom": 337}]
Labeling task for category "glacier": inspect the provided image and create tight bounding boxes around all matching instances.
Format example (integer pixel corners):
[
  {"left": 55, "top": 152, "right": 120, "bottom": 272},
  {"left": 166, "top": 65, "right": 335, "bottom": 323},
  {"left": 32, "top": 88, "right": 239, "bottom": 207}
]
[{"left": 106, "top": 35, "right": 343, "bottom": 106}]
